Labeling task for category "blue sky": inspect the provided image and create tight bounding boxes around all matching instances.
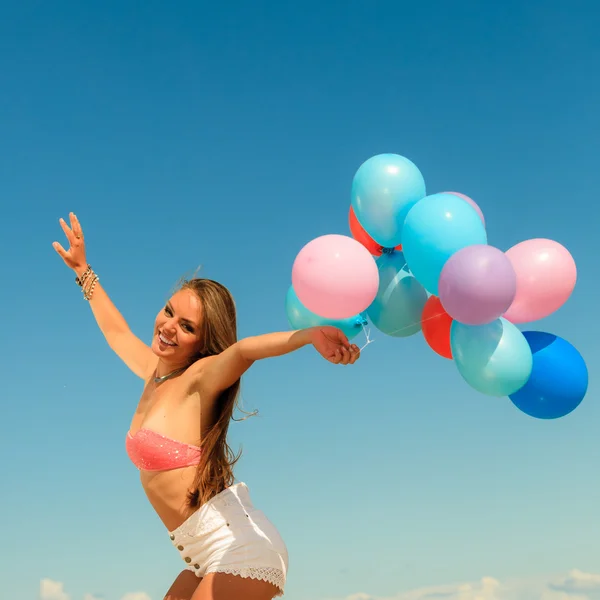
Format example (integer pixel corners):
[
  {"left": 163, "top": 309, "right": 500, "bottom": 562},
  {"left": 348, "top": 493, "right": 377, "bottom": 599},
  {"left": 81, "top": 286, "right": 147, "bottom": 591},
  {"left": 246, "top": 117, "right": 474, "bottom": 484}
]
[{"left": 1, "top": 1, "right": 599, "bottom": 599}]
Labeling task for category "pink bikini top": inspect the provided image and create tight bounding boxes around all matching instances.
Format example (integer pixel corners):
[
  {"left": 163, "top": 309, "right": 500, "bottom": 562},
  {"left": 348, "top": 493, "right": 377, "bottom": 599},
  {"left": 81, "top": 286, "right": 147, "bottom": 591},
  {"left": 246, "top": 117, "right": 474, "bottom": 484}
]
[{"left": 125, "top": 428, "right": 202, "bottom": 471}]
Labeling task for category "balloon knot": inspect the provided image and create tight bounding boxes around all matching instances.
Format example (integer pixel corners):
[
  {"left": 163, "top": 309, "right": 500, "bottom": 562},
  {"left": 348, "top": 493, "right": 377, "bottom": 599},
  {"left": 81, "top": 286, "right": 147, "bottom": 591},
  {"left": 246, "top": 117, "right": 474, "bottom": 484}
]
[
  {"left": 355, "top": 315, "right": 368, "bottom": 327},
  {"left": 381, "top": 247, "right": 396, "bottom": 254}
]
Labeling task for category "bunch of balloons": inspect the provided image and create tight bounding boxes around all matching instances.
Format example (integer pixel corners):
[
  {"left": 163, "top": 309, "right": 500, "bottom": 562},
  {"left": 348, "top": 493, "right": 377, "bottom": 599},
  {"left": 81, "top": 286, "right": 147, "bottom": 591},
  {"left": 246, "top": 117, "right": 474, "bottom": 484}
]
[{"left": 287, "top": 153, "right": 588, "bottom": 420}]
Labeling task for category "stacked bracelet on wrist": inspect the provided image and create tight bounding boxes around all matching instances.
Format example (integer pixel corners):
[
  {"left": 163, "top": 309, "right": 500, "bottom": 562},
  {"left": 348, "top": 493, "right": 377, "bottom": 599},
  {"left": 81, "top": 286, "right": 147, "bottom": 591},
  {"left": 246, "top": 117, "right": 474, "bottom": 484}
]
[{"left": 75, "top": 265, "right": 99, "bottom": 301}]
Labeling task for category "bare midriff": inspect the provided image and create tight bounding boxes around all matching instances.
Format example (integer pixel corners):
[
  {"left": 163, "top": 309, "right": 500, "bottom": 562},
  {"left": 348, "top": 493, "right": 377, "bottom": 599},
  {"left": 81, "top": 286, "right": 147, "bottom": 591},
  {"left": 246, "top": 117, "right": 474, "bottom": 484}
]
[
  {"left": 129, "top": 370, "right": 217, "bottom": 532},
  {"left": 140, "top": 467, "right": 200, "bottom": 531}
]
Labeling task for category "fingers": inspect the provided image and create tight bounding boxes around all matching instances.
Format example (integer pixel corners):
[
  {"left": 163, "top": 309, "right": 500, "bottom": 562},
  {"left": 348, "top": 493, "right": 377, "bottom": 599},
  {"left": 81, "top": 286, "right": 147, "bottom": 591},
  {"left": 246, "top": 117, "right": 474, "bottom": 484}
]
[
  {"left": 349, "top": 344, "right": 360, "bottom": 364},
  {"left": 70, "top": 212, "right": 83, "bottom": 239},
  {"left": 59, "top": 212, "right": 84, "bottom": 245},
  {"left": 330, "top": 349, "right": 347, "bottom": 364},
  {"left": 52, "top": 241, "right": 69, "bottom": 259},
  {"left": 340, "top": 346, "right": 351, "bottom": 365},
  {"left": 59, "top": 217, "right": 75, "bottom": 246},
  {"left": 331, "top": 343, "right": 360, "bottom": 366}
]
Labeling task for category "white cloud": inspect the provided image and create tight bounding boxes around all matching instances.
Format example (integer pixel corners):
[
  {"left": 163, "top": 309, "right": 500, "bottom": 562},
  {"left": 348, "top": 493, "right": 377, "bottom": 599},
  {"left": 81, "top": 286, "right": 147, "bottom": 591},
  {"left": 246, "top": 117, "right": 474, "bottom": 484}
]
[
  {"left": 549, "top": 570, "right": 600, "bottom": 595},
  {"left": 329, "top": 570, "right": 600, "bottom": 600},
  {"left": 39, "top": 580, "right": 150, "bottom": 600},
  {"left": 40, "top": 579, "right": 70, "bottom": 600},
  {"left": 338, "top": 576, "right": 502, "bottom": 600}
]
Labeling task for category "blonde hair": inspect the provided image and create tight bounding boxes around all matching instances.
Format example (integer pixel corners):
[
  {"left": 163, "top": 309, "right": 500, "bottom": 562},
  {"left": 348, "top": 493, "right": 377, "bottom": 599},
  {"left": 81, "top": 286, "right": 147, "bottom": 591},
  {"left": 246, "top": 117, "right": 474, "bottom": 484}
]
[{"left": 180, "top": 278, "right": 248, "bottom": 508}]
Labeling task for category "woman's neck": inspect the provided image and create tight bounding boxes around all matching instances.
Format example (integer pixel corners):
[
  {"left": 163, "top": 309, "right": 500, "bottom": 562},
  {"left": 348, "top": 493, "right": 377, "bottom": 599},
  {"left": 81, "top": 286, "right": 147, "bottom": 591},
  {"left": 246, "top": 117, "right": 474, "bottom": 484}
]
[{"left": 155, "top": 360, "right": 190, "bottom": 380}]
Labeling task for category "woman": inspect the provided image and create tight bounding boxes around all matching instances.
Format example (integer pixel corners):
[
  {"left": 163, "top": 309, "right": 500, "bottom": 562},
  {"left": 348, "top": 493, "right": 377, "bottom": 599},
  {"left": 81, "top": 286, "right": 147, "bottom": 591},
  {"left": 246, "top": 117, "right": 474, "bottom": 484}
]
[{"left": 52, "top": 213, "right": 360, "bottom": 600}]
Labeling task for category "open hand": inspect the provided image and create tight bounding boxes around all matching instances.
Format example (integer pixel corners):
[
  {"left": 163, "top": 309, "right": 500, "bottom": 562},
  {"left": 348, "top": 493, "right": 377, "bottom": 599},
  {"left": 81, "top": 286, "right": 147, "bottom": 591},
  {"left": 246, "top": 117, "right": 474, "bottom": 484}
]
[
  {"left": 53, "top": 212, "right": 87, "bottom": 272},
  {"left": 310, "top": 326, "right": 360, "bottom": 365}
]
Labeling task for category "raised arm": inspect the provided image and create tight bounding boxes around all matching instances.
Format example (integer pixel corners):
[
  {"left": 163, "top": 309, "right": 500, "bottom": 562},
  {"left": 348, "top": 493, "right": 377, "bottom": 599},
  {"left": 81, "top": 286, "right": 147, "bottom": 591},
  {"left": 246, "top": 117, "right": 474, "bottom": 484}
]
[
  {"left": 196, "top": 326, "right": 361, "bottom": 397},
  {"left": 53, "top": 213, "right": 156, "bottom": 379}
]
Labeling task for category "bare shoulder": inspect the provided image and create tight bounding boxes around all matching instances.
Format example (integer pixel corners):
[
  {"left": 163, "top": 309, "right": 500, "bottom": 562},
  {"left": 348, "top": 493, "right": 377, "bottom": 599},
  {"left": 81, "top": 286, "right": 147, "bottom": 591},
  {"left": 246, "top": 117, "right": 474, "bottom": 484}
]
[{"left": 143, "top": 354, "right": 160, "bottom": 378}]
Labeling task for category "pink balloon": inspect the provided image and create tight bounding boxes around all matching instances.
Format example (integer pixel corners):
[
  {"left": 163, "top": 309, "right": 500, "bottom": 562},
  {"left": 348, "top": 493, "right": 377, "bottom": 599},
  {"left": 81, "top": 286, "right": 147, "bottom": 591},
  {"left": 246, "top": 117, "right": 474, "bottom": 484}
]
[
  {"left": 444, "top": 192, "right": 485, "bottom": 227},
  {"left": 292, "top": 234, "right": 379, "bottom": 319},
  {"left": 503, "top": 239, "right": 577, "bottom": 324}
]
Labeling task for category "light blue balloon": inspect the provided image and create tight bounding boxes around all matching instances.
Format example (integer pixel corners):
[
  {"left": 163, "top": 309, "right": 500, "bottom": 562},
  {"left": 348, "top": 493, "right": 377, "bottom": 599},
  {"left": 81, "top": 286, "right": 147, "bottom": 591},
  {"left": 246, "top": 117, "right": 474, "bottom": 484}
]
[
  {"left": 367, "top": 251, "right": 428, "bottom": 337},
  {"left": 450, "top": 318, "right": 533, "bottom": 397},
  {"left": 402, "top": 192, "right": 488, "bottom": 295},
  {"left": 285, "top": 286, "right": 366, "bottom": 341},
  {"left": 351, "top": 154, "right": 426, "bottom": 248}
]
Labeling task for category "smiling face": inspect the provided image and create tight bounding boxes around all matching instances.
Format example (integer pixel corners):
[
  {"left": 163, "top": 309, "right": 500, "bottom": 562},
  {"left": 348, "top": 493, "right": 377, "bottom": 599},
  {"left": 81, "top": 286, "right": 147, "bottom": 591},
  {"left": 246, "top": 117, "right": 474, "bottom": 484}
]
[{"left": 151, "top": 288, "right": 204, "bottom": 365}]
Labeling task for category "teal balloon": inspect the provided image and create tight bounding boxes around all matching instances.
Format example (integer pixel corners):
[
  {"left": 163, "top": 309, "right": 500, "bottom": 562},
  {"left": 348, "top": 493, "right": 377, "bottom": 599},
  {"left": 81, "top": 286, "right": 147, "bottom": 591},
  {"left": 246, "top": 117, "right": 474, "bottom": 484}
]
[
  {"left": 450, "top": 318, "right": 533, "bottom": 397},
  {"left": 351, "top": 154, "right": 426, "bottom": 248},
  {"left": 402, "top": 193, "right": 488, "bottom": 295},
  {"left": 285, "top": 286, "right": 366, "bottom": 341},
  {"left": 367, "top": 251, "right": 428, "bottom": 337}
]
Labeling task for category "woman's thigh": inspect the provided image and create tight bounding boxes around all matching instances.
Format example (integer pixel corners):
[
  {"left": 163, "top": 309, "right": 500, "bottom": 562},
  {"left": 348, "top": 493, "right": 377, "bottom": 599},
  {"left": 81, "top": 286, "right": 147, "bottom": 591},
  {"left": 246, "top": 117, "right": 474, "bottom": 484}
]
[
  {"left": 191, "top": 572, "right": 280, "bottom": 600},
  {"left": 164, "top": 569, "right": 201, "bottom": 600}
]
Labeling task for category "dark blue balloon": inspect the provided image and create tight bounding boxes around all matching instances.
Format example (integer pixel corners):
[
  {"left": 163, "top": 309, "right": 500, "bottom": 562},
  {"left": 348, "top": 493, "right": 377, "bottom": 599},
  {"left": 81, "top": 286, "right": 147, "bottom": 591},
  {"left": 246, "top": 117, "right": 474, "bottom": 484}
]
[{"left": 508, "top": 331, "right": 588, "bottom": 419}]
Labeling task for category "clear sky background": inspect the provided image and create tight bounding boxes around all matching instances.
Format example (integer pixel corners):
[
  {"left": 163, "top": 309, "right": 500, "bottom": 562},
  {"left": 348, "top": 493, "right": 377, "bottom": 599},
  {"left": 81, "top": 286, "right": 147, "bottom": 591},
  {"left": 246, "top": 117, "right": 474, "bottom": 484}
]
[{"left": 1, "top": 1, "right": 599, "bottom": 600}]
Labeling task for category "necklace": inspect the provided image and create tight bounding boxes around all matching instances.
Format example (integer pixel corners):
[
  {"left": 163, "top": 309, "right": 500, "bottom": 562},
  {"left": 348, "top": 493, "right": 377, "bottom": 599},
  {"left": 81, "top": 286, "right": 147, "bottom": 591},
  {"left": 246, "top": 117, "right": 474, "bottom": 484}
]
[{"left": 153, "top": 366, "right": 187, "bottom": 384}]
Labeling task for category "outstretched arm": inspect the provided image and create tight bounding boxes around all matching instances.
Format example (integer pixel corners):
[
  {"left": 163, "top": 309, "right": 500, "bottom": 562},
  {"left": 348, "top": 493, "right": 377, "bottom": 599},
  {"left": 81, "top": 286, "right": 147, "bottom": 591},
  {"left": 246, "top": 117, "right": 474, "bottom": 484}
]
[
  {"left": 196, "top": 326, "right": 360, "bottom": 396},
  {"left": 53, "top": 213, "right": 156, "bottom": 379}
]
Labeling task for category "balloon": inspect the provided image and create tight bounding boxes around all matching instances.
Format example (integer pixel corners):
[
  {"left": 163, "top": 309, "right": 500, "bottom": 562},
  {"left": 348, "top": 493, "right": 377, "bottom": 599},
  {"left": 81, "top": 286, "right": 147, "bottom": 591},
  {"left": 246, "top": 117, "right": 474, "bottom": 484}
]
[
  {"left": 421, "top": 296, "right": 453, "bottom": 359},
  {"left": 402, "top": 193, "right": 488, "bottom": 295},
  {"left": 285, "top": 286, "right": 366, "bottom": 341},
  {"left": 509, "top": 331, "right": 588, "bottom": 419},
  {"left": 348, "top": 206, "right": 402, "bottom": 256},
  {"left": 350, "top": 154, "right": 426, "bottom": 248},
  {"left": 503, "top": 239, "right": 577, "bottom": 324},
  {"left": 444, "top": 191, "right": 485, "bottom": 227},
  {"left": 438, "top": 245, "right": 517, "bottom": 325},
  {"left": 450, "top": 318, "right": 533, "bottom": 396},
  {"left": 366, "top": 251, "right": 428, "bottom": 337},
  {"left": 292, "top": 234, "right": 379, "bottom": 320}
]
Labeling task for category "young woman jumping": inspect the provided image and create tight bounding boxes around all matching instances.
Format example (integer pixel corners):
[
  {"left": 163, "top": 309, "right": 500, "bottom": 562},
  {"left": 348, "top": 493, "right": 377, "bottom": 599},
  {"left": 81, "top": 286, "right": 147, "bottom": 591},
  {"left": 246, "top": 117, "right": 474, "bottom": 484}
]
[{"left": 53, "top": 212, "right": 360, "bottom": 600}]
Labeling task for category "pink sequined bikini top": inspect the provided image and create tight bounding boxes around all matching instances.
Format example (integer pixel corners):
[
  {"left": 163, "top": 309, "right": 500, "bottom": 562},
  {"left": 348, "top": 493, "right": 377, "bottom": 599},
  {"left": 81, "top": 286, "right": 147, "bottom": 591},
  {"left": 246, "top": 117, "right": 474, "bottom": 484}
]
[{"left": 126, "top": 428, "right": 202, "bottom": 471}]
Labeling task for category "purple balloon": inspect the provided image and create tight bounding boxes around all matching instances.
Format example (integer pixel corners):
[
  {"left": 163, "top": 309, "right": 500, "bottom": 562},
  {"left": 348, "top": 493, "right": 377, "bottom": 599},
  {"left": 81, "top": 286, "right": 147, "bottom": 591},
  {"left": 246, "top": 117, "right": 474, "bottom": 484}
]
[
  {"left": 439, "top": 245, "right": 516, "bottom": 325},
  {"left": 444, "top": 191, "right": 485, "bottom": 228}
]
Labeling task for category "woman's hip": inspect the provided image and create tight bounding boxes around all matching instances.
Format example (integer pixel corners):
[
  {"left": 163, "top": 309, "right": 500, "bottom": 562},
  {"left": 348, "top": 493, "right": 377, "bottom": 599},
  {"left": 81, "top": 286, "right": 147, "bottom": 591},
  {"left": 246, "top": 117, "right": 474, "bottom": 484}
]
[{"left": 167, "top": 482, "right": 289, "bottom": 572}]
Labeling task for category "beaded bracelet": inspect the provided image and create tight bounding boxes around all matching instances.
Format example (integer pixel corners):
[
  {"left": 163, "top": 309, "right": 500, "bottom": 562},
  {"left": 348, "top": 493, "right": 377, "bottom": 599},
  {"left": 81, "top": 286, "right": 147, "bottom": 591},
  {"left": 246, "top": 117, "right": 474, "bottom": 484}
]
[
  {"left": 83, "top": 273, "right": 99, "bottom": 300},
  {"left": 75, "top": 264, "right": 99, "bottom": 301},
  {"left": 75, "top": 265, "right": 92, "bottom": 287}
]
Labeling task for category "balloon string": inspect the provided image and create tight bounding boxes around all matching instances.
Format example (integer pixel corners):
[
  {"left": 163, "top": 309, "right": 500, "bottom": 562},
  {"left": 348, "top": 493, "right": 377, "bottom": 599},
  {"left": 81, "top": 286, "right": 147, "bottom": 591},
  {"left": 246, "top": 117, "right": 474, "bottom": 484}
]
[
  {"left": 356, "top": 309, "right": 449, "bottom": 351},
  {"left": 375, "top": 310, "right": 450, "bottom": 338},
  {"left": 359, "top": 323, "right": 375, "bottom": 352}
]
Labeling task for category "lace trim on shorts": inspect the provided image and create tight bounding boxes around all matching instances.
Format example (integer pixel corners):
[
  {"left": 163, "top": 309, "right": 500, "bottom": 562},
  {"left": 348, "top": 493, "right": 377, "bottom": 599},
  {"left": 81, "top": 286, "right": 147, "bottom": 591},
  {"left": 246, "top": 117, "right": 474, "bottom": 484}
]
[{"left": 202, "top": 565, "right": 285, "bottom": 596}]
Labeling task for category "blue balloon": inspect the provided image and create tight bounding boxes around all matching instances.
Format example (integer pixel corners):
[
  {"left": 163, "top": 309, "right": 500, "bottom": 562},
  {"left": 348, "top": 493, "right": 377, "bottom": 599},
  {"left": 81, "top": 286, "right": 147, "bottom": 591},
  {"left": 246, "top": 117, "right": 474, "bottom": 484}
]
[
  {"left": 351, "top": 154, "right": 426, "bottom": 248},
  {"left": 450, "top": 318, "right": 533, "bottom": 397},
  {"left": 508, "top": 331, "right": 588, "bottom": 419},
  {"left": 402, "top": 193, "right": 488, "bottom": 295},
  {"left": 367, "top": 251, "right": 428, "bottom": 337},
  {"left": 285, "top": 286, "right": 366, "bottom": 341}
]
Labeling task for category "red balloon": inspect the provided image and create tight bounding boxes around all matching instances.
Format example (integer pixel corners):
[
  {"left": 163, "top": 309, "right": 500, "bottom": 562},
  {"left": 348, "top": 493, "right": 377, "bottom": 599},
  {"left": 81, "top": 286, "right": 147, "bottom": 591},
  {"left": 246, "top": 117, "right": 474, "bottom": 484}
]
[
  {"left": 421, "top": 296, "right": 453, "bottom": 359},
  {"left": 348, "top": 206, "right": 401, "bottom": 256}
]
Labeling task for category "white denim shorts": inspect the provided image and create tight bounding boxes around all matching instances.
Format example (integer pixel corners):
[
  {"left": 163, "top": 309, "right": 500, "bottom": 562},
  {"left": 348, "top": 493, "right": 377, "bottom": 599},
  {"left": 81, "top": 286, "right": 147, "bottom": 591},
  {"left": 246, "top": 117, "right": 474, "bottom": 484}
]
[{"left": 168, "top": 482, "right": 288, "bottom": 596}]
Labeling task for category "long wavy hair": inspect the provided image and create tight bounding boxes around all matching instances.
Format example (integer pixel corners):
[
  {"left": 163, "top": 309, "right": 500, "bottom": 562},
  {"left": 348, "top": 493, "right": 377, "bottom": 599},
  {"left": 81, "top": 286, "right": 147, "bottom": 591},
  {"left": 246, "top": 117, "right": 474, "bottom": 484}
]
[{"left": 180, "top": 278, "right": 252, "bottom": 508}]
